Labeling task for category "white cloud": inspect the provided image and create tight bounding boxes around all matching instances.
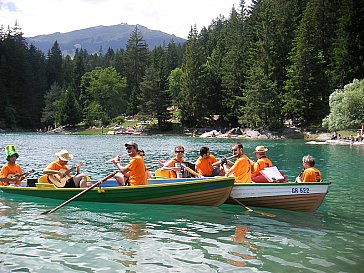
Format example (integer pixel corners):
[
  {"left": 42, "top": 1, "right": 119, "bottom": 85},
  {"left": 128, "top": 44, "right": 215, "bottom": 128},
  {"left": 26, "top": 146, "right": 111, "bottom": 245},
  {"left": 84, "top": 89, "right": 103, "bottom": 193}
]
[{"left": 0, "top": 0, "right": 247, "bottom": 38}]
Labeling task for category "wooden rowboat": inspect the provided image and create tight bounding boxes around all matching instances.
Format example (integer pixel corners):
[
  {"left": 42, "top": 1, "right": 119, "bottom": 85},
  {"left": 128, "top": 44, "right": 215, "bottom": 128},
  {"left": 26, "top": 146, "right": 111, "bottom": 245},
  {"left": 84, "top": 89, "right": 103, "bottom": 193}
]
[
  {"left": 0, "top": 176, "right": 234, "bottom": 207},
  {"left": 228, "top": 182, "right": 330, "bottom": 212}
]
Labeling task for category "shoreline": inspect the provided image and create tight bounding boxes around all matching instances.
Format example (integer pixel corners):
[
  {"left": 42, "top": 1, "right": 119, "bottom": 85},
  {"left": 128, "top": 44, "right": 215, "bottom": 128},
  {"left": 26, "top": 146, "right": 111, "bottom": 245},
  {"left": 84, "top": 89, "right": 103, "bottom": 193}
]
[
  {"left": 306, "top": 139, "right": 364, "bottom": 146},
  {"left": 2, "top": 127, "right": 363, "bottom": 144}
]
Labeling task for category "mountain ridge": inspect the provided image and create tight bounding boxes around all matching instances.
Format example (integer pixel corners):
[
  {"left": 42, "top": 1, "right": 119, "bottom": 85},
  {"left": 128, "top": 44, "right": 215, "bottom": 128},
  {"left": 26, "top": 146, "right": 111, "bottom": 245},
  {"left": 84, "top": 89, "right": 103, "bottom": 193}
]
[{"left": 26, "top": 23, "right": 186, "bottom": 56}]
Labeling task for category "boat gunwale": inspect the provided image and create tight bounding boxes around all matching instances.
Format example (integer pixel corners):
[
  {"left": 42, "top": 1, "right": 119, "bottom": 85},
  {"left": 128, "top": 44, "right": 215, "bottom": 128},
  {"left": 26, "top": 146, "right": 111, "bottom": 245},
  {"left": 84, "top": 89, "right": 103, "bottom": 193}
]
[
  {"left": 233, "top": 182, "right": 331, "bottom": 187},
  {"left": 0, "top": 176, "right": 235, "bottom": 192}
]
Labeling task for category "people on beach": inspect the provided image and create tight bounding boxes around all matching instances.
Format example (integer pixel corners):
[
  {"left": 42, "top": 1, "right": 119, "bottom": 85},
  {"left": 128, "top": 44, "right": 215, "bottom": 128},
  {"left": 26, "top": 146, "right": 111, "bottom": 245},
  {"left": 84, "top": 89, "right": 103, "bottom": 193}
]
[
  {"left": 161, "top": 146, "right": 195, "bottom": 178},
  {"left": 295, "top": 155, "right": 322, "bottom": 182},
  {"left": 195, "top": 146, "right": 222, "bottom": 177},
  {"left": 43, "top": 149, "right": 88, "bottom": 188},
  {"left": 111, "top": 141, "right": 147, "bottom": 186},
  {"left": 251, "top": 146, "right": 273, "bottom": 179},
  {"left": 222, "top": 142, "right": 252, "bottom": 183},
  {"left": 0, "top": 145, "right": 23, "bottom": 186}
]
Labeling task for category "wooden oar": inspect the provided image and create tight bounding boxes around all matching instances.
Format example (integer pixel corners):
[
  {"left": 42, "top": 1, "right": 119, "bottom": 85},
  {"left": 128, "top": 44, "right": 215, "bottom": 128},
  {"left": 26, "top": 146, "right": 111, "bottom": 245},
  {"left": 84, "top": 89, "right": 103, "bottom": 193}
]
[
  {"left": 229, "top": 196, "right": 275, "bottom": 218},
  {"left": 180, "top": 163, "right": 203, "bottom": 178},
  {"left": 41, "top": 172, "right": 118, "bottom": 215},
  {"left": 182, "top": 163, "right": 274, "bottom": 217}
]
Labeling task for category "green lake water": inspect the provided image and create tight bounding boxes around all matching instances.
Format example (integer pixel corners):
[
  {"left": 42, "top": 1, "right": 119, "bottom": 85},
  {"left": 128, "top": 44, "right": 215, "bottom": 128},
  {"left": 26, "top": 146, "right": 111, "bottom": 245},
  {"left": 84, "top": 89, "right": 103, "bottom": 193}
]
[{"left": 0, "top": 133, "right": 363, "bottom": 272}]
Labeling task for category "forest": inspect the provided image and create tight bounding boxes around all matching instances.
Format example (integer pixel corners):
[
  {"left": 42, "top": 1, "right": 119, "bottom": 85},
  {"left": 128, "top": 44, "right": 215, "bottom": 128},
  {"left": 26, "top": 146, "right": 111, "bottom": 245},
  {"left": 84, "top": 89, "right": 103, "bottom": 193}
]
[{"left": 0, "top": 0, "right": 363, "bottom": 131}]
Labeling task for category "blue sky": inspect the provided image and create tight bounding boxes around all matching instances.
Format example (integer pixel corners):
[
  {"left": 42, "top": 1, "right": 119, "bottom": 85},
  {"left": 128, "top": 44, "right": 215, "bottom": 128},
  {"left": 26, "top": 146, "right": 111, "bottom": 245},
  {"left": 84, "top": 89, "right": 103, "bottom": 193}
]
[{"left": 0, "top": 0, "right": 250, "bottom": 38}]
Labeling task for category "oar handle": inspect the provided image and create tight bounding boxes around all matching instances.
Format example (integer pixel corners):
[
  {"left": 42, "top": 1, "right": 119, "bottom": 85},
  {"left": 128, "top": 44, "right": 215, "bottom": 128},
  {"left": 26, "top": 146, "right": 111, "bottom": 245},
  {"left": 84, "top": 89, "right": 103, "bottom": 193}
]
[
  {"left": 180, "top": 163, "right": 202, "bottom": 178},
  {"left": 215, "top": 155, "right": 237, "bottom": 166},
  {"left": 41, "top": 172, "right": 118, "bottom": 215}
]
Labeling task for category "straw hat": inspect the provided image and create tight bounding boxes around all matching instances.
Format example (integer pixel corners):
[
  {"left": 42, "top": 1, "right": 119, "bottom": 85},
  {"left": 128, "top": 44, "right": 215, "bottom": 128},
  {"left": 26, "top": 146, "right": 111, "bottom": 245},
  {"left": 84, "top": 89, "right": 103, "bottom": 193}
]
[
  {"left": 55, "top": 149, "right": 73, "bottom": 161},
  {"left": 5, "top": 145, "right": 19, "bottom": 159},
  {"left": 254, "top": 146, "right": 268, "bottom": 153}
]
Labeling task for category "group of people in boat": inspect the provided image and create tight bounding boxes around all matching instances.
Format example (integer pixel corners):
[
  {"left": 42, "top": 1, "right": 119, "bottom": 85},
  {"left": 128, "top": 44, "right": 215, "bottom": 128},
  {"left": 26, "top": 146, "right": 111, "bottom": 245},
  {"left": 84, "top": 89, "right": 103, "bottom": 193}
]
[
  {"left": 158, "top": 142, "right": 321, "bottom": 183},
  {"left": 0, "top": 141, "right": 322, "bottom": 188}
]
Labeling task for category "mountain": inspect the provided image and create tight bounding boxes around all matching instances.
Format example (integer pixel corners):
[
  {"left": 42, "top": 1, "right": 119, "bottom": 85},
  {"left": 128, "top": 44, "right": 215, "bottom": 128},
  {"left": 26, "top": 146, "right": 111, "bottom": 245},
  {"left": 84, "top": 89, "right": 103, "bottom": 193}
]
[{"left": 26, "top": 23, "right": 186, "bottom": 56}]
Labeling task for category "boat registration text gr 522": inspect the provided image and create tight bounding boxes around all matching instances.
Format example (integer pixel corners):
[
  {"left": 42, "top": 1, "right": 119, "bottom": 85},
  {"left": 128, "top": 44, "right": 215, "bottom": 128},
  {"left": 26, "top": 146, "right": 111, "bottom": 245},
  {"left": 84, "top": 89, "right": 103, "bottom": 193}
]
[{"left": 292, "top": 187, "right": 309, "bottom": 194}]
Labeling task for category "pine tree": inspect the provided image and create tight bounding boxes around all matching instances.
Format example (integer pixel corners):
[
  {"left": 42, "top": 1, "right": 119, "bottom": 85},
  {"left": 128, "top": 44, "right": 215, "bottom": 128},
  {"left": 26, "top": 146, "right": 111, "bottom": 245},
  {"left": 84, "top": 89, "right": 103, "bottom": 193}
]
[
  {"left": 46, "top": 41, "right": 63, "bottom": 88},
  {"left": 55, "top": 89, "right": 82, "bottom": 126},
  {"left": 140, "top": 65, "right": 171, "bottom": 128},
  {"left": 179, "top": 26, "right": 209, "bottom": 126},
  {"left": 283, "top": 0, "right": 330, "bottom": 126},
  {"left": 123, "top": 25, "right": 149, "bottom": 114}
]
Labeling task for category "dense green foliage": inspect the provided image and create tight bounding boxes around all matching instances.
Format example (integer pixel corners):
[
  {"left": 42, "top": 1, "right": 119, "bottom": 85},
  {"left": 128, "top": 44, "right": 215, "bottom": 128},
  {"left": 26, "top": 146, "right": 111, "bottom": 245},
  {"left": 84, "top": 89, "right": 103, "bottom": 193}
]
[
  {"left": 322, "top": 79, "right": 364, "bottom": 131},
  {"left": 1, "top": 0, "right": 363, "bottom": 131}
]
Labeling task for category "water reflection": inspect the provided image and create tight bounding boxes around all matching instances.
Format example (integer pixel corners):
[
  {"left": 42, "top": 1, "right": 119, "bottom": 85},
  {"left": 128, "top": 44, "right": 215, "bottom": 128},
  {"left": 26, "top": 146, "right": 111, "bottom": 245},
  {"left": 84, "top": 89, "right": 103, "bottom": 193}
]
[
  {"left": 227, "top": 225, "right": 257, "bottom": 267},
  {"left": 122, "top": 223, "right": 148, "bottom": 241}
]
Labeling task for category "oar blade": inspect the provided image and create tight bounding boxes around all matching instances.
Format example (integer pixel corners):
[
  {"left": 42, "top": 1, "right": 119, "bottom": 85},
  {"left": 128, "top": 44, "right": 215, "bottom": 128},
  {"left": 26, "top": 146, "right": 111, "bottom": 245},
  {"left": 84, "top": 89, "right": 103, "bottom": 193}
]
[
  {"left": 41, "top": 172, "right": 117, "bottom": 215},
  {"left": 229, "top": 197, "right": 275, "bottom": 218}
]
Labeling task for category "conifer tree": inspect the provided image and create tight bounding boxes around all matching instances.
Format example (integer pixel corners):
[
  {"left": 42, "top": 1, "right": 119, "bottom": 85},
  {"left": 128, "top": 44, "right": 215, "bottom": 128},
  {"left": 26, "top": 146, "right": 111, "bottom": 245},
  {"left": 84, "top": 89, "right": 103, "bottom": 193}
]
[
  {"left": 179, "top": 26, "right": 209, "bottom": 126},
  {"left": 123, "top": 25, "right": 149, "bottom": 114},
  {"left": 46, "top": 41, "right": 63, "bottom": 88},
  {"left": 140, "top": 65, "right": 171, "bottom": 128},
  {"left": 283, "top": 0, "right": 330, "bottom": 126}
]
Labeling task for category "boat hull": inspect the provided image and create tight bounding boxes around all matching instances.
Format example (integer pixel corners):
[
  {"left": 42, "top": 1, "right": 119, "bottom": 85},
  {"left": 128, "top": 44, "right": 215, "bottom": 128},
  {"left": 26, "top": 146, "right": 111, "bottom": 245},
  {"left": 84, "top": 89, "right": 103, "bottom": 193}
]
[
  {"left": 0, "top": 177, "right": 234, "bottom": 207},
  {"left": 228, "top": 182, "right": 330, "bottom": 212}
]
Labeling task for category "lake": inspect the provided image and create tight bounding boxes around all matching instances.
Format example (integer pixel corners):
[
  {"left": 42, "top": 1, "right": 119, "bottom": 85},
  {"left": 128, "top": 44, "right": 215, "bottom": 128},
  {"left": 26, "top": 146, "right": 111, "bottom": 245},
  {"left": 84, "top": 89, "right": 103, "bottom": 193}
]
[{"left": 0, "top": 133, "right": 363, "bottom": 272}]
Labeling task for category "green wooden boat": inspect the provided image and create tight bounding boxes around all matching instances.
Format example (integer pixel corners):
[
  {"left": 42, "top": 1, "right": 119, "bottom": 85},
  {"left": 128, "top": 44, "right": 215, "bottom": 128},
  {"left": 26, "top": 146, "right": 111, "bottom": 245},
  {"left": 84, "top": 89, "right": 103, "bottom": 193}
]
[{"left": 0, "top": 176, "right": 234, "bottom": 207}]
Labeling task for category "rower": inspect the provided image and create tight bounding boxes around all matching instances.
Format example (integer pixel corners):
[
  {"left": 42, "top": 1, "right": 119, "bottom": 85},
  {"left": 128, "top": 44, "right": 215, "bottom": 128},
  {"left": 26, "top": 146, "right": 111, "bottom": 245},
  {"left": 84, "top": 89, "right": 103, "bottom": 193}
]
[
  {"left": 222, "top": 142, "right": 252, "bottom": 183},
  {"left": 111, "top": 141, "right": 148, "bottom": 186},
  {"left": 161, "top": 146, "right": 195, "bottom": 178}
]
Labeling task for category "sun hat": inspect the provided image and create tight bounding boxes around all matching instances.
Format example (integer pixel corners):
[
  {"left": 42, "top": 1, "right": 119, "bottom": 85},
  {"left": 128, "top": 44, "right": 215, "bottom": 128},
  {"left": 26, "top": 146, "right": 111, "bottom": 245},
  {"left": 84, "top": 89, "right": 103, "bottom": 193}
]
[
  {"left": 5, "top": 145, "right": 19, "bottom": 159},
  {"left": 55, "top": 149, "right": 73, "bottom": 161},
  {"left": 125, "top": 141, "right": 138, "bottom": 149},
  {"left": 254, "top": 146, "right": 268, "bottom": 153}
]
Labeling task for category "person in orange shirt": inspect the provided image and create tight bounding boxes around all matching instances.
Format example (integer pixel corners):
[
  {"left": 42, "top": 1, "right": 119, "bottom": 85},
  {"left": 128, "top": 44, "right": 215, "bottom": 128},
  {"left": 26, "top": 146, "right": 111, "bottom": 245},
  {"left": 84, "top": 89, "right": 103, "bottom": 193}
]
[
  {"left": 252, "top": 146, "right": 273, "bottom": 179},
  {"left": 111, "top": 141, "right": 147, "bottom": 186},
  {"left": 295, "top": 155, "right": 322, "bottom": 182},
  {"left": 195, "top": 146, "right": 222, "bottom": 176},
  {"left": 161, "top": 146, "right": 194, "bottom": 178},
  {"left": 43, "top": 149, "right": 88, "bottom": 188},
  {"left": 0, "top": 145, "right": 23, "bottom": 186},
  {"left": 138, "top": 150, "right": 153, "bottom": 179},
  {"left": 222, "top": 142, "right": 252, "bottom": 183}
]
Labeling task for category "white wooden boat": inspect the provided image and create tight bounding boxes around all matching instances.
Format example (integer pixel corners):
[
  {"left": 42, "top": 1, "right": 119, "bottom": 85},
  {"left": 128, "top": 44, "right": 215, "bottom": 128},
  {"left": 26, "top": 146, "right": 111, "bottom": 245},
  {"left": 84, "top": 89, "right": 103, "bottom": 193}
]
[{"left": 228, "top": 182, "right": 330, "bottom": 212}]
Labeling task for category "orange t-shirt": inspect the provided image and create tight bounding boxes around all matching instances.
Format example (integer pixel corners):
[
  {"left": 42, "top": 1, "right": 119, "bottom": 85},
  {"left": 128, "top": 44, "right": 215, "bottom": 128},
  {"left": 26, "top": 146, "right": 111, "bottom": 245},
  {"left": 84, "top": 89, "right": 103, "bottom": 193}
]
[
  {"left": 45, "top": 160, "right": 72, "bottom": 178},
  {"left": 126, "top": 155, "right": 147, "bottom": 186},
  {"left": 230, "top": 156, "right": 252, "bottom": 183},
  {"left": 302, "top": 167, "right": 322, "bottom": 182},
  {"left": 195, "top": 155, "right": 218, "bottom": 176},
  {"left": 0, "top": 163, "right": 23, "bottom": 186},
  {"left": 167, "top": 157, "right": 185, "bottom": 178},
  {"left": 253, "top": 157, "right": 273, "bottom": 173}
]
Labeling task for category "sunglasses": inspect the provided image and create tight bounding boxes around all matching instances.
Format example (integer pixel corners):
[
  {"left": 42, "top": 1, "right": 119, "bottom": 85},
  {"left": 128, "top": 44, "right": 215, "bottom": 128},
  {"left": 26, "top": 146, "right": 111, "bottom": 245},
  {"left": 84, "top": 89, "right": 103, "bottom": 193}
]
[
  {"left": 231, "top": 149, "right": 238, "bottom": 152},
  {"left": 126, "top": 146, "right": 134, "bottom": 150},
  {"left": 175, "top": 150, "right": 184, "bottom": 153}
]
